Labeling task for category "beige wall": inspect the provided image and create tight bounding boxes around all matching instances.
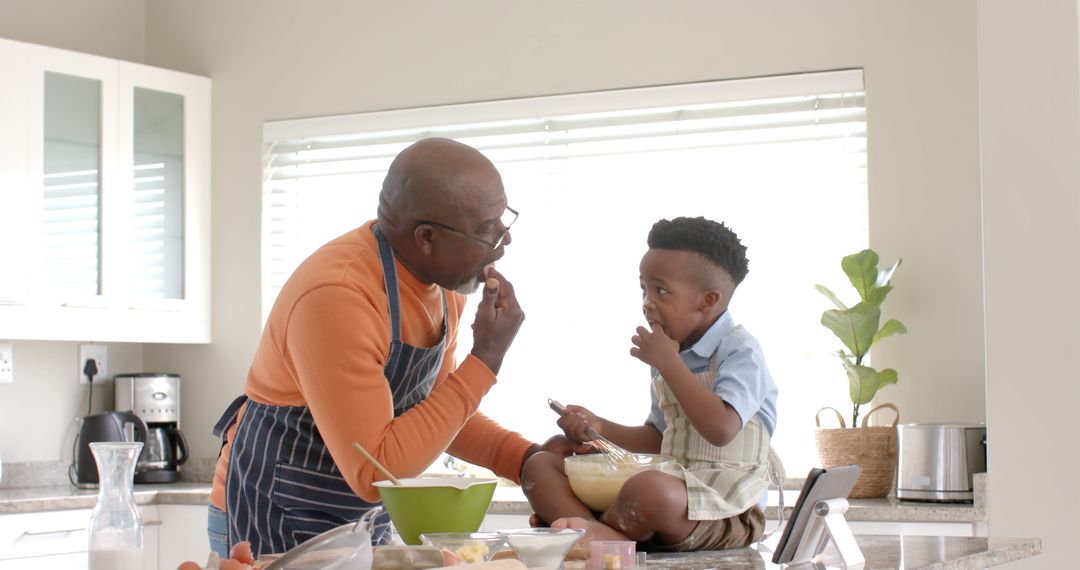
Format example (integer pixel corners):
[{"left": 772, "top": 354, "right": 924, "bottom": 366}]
[
  {"left": 138, "top": 0, "right": 987, "bottom": 463},
  {"left": 978, "top": 1, "right": 1080, "bottom": 568},
  {"left": 5, "top": 0, "right": 1075, "bottom": 565},
  {"left": 0, "top": 0, "right": 145, "bottom": 62},
  {"left": 0, "top": 342, "right": 143, "bottom": 462},
  {"left": 0, "top": 0, "right": 146, "bottom": 463}
]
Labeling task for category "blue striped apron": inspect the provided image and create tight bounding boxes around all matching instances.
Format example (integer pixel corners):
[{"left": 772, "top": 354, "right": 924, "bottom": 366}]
[{"left": 212, "top": 226, "right": 448, "bottom": 557}]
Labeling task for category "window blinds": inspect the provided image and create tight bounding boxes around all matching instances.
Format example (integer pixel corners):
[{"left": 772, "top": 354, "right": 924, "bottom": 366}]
[
  {"left": 267, "top": 93, "right": 864, "bottom": 180},
  {"left": 263, "top": 70, "right": 866, "bottom": 315}
]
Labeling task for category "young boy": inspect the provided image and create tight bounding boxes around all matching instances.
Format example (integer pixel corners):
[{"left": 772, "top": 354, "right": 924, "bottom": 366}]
[{"left": 521, "top": 216, "right": 779, "bottom": 551}]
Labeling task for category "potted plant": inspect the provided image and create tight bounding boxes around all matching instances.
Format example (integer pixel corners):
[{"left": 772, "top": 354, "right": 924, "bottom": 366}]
[{"left": 813, "top": 249, "right": 906, "bottom": 498}]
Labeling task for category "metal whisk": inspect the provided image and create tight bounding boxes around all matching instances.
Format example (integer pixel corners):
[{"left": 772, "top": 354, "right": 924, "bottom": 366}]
[{"left": 548, "top": 399, "right": 635, "bottom": 464}]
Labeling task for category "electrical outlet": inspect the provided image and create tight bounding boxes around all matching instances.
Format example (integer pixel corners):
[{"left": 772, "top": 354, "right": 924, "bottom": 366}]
[
  {"left": 0, "top": 343, "right": 12, "bottom": 384},
  {"left": 78, "top": 344, "right": 108, "bottom": 384}
]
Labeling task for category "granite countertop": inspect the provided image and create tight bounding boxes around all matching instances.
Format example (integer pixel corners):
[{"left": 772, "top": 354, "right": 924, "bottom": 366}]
[
  {"left": 0, "top": 482, "right": 212, "bottom": 514},
  {"left": 644, "top": 535, "right": 1040, "bottom": 569},
  {"left": 490, "top": 473, "right": 987, "bottom": 524},
  {"left": 0, "top": 475, "right": 986, "bottom": 525},
  {"left": 490, "top": 489, "right": 985, "bottom": 523}
]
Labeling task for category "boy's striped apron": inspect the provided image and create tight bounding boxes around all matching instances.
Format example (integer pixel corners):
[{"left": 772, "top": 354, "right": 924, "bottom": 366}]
[
  {"left": 212, "top": 226, "right": 448, "bottom": 557},
  {"left": 653, "top": 350, "right": 780, "bottom": 520}
]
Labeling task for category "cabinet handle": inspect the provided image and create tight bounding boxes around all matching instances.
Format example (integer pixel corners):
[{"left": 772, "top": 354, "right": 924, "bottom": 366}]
[
  {"left": 60, "top": 303, "right": 109, "bottom": 309},
  {"left": 21, "top": 527, "right": 86, "bottom": 536},
  {"left": 22, "top": 520, "right": 161, "bottom": 536}
]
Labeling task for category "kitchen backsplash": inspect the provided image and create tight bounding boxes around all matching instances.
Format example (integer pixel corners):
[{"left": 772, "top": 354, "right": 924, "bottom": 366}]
[{"left": 0, "top": 457, "right": 216, "bottom": 490}]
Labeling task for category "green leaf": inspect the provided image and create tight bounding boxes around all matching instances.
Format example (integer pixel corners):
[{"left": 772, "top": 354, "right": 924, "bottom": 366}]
[
  {"left": 815, "top": 284, "right": 848, "bottom": 310},
  {"left": 877, "top": 368, "right": 899, "bottom": 389},
  {"left": 872, "top": 319, "right": 907, "bottom": 345},
  {"left": 841, "top": 250, "right": 879, "bottom": 303},
  {"left": 821, "top": 302, "right": 880, "bottom": 359},
  {"left": 843, "top": 363, "right": 899, "bottom": 406},
  {"left": 865, "top": 284, "right": 892, "bottom": 307}
]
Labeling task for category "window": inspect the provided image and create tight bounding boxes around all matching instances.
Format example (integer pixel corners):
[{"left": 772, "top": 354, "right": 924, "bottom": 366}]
[{"left": 263, "top": 70, "right": 867, "bottom": 477}]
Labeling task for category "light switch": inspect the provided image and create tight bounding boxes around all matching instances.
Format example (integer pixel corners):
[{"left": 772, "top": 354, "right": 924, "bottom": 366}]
[{"left": 0, "top": 343, "right": 12, "bottom": 383}]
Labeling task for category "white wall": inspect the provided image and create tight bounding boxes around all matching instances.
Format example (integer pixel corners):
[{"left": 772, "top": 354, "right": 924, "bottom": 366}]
[
  {"left": 978, "top": 1, "right": 1080, "bottom": 568},
  {"left": 138, "top": 0, "right": 987, "bottom": 465},
  {"left": 0, "top": 0, "right": 147, "bottom": 464}
]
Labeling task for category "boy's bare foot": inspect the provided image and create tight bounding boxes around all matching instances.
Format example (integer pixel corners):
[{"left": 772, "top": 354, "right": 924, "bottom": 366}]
[{"left": 550, "top": 517, "right": 631, "bottom": 560}]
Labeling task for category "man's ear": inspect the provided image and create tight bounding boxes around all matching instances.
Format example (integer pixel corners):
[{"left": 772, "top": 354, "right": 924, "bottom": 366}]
[{"left": 414, "top": 225, "right": 436, "bottom": 255}]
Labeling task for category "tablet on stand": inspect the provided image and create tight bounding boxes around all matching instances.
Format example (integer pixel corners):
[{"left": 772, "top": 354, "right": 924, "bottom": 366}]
[{"left": 770, "top": 464, "right": 864, "bottom": 569}]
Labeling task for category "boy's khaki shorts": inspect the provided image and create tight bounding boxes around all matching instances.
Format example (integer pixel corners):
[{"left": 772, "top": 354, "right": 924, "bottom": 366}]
[{"left": 648, "top": 506, "right": 765, "bottom": 552}]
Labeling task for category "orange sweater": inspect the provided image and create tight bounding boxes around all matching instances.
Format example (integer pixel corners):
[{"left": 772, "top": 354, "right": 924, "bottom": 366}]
[{"left": 210, "top": 221, "right": 533, "bottom": 508}]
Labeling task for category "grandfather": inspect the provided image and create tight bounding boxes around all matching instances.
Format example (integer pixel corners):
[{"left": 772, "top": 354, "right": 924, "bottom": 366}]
[{"left": 208, "top": 138, "right": 583, "bottom": 557}]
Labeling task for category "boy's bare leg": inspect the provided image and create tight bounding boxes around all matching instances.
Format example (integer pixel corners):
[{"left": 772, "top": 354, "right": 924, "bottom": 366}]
[
  {"left": 550, "top": 470, "right": 698, "bottom": 549},
  {"left": 602, "top": 470, "right": 697, "bottom": 544},
  {"left": 521, "top": 451, "right": 595, "bottom": 526}
]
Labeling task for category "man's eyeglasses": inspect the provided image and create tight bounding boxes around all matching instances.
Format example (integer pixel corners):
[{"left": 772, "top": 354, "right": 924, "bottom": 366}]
[{"left": 419, "top": 206, "right": 519, "bottom": 251}]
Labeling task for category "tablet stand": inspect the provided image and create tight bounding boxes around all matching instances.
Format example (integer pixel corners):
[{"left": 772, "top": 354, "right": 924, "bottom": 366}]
[{"left": 787, "top": 498, "right": 864, "bottom": 569}]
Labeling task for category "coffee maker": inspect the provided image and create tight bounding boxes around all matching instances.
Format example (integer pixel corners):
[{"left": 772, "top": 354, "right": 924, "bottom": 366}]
[
  {"left": 114, "top": 373, "right": 188, "bottom": 483},
  {"left": 73, "top": 411, "right": 148, "bottom": 487}
]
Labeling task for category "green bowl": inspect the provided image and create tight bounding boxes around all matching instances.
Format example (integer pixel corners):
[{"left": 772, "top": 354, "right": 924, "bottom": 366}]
[{"left": 374, "top": 477, "right": 498, "bottom": 545}]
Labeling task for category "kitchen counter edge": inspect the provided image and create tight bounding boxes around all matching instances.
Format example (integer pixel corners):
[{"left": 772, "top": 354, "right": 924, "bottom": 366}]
[{"left": 1, "top": 481, "right": 986, "bottom": 524}]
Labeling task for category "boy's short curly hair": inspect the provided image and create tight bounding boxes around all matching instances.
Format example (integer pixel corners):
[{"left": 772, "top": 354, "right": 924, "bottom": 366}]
[{"left": 647, "top": 216, "right": 749, "bottom": 285}]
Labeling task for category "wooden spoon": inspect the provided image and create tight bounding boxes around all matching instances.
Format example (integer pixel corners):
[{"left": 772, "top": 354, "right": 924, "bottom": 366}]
[{"left": 352, "top": 441, "right": 402, "bottom": 485}]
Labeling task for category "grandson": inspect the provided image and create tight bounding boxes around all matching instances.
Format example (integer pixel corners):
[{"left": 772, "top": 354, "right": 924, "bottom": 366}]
[{"left": 521, "top": 216, "right": 779, "bottom": 551}]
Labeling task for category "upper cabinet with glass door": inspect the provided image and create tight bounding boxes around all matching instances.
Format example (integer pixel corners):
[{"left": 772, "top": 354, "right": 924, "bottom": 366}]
[
  {"left": 0, "top": 40, "right": 31, "bottom": 307},
  {"left": 0, "top": 38, "right": 210, "bottom": 343},
  {"left": 117, "top": 61, "right": 211, "bottom": 340}
]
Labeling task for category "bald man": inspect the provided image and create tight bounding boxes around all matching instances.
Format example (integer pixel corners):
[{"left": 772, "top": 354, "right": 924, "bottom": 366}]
[{"left": 208, "top": 139, "right": 587, "bottom": 558}]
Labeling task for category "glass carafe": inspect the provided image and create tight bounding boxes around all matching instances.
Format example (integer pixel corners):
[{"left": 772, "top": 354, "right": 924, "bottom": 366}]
[{"left": 87, "top": 441, "right": 144, "bottom": 570}]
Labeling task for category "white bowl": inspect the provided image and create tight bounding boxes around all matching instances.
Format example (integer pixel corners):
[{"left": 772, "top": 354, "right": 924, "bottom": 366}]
[
  {"left": 419, "top": 532, "right": 507, "bottom": 564},
  {"left": 498, "top": 528, "right": 585, "bottom": 569}
]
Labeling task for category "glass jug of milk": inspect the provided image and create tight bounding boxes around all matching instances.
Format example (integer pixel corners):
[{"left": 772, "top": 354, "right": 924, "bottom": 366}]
[{"left": 87, "top": 441, "right": 144, "bottom": 570}]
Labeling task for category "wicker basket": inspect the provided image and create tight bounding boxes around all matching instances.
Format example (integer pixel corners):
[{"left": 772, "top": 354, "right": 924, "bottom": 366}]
[{"left": 814, "top": 403, "right": 899, "bottom": 499}]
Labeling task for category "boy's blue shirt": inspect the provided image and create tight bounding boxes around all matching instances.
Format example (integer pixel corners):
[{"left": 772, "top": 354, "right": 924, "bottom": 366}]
[{"left": 646, "top": 311, "right": 779, "bottom": 436}]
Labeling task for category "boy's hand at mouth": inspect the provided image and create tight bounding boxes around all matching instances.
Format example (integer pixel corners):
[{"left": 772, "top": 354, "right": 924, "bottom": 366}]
[{"left": 630, "top": 322, "right": 681, "bottom": 372}]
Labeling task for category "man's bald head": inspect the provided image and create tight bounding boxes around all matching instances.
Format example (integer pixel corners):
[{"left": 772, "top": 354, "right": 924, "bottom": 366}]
[
  {"left": 378, "top": 138, "right": 503, "bottom": 229},
  {"left": 374, "top": 138, "right": 509, "bottom": 290}
]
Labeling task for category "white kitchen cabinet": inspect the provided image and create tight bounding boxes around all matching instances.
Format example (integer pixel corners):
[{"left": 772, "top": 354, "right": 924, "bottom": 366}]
[
  {"left": 849, "top": 520, "right": 984, "bottom": 537},
  {"left": 0, "top": 506, "right": 160, "bottom": 569},
  {"left": 0, "top": 508, "right": 92, "bottom": 566},
  {"left": 157, "top": 504, "right": 210, "bottom": 569},
  {"left": 0, "top": 37, "right": 211, "bottom": 343},
  {"left": 762, "top": 518, "right": 986, "bottom": 538},
  {"left": 0, "top": 39, "right": 31, "bottom": 306}
]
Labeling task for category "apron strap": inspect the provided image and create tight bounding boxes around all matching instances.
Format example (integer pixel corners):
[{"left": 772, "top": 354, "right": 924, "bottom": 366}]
[
  {"left": 762, "top": 445, "right": 787, "bottom": 541},
  {"left": 213, "top": 394, "right": 249, "bottom": 439},
  {"left": 373, "top": 225, "right": 403, "bottom": 343}
]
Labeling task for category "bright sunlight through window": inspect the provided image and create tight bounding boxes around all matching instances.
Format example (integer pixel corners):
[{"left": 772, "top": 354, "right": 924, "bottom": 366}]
[{"left": 263, "top": 70, "right": 868, "bottom": 478}]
